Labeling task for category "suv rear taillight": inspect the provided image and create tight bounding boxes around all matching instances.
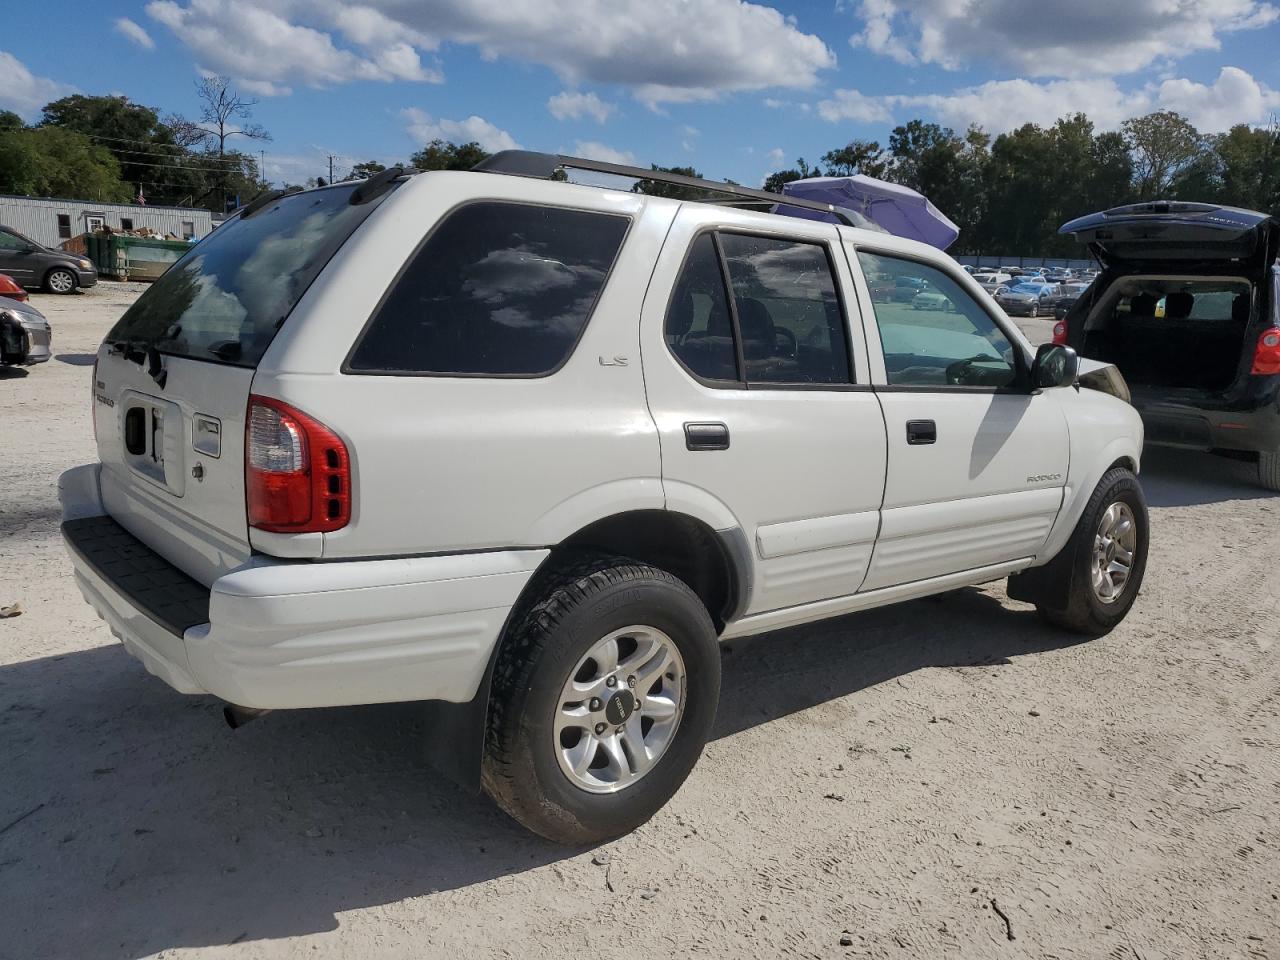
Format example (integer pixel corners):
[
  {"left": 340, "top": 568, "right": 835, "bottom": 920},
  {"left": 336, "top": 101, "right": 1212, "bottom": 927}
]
[
  {"left": 1251, "top": 328, "right": 1280, "bottom": 376},
  {"left": 1052, "top": 320, "right": 1067, "bottom": 345},
  {"left": 246, "top": 396, "right": 351, "bottom": 533}
]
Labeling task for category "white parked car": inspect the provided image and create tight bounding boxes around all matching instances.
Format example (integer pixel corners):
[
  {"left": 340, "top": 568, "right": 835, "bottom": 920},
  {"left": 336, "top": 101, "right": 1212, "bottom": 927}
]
[{"left": 60, "top": 155, "right": 1147, "bottom": 844}]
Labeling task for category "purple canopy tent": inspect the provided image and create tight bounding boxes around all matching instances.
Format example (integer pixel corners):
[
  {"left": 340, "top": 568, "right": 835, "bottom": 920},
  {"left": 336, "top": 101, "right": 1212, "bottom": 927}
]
[{"left": 777, "top": 175, "right": 960, "bottom": 250}]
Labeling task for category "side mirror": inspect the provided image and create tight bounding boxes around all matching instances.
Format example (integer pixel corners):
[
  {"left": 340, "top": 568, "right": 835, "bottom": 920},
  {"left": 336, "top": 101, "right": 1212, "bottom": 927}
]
[{"left": 1032, "top": 343, "right": 1079, "bottom": 389}]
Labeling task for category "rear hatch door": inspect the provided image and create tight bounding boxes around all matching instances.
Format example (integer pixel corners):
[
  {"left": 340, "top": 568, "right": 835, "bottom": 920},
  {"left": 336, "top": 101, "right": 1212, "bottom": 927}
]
[
  {"left": 94, "top": 181, "right": 396, "bottom": 587},
  {"left": 1059, "top": 202, "right": 1276, "bottom": 269}
]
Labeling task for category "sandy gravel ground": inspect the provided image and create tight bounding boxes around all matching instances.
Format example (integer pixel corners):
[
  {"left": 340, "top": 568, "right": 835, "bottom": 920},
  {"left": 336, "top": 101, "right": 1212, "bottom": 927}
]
[{"left": 2, "top": 283, "right": 1278, "bottom": 960}]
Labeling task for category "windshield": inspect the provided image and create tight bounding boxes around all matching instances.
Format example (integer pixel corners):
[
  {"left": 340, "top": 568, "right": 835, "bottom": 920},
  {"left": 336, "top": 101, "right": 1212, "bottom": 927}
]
[{"left": 106, "top": 182, "right": 394, "bottom": 367}]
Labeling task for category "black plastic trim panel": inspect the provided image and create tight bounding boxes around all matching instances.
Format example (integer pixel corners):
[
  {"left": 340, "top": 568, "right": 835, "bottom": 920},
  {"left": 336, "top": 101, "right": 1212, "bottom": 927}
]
[{"left": 62, "top": 515, "right": 210, "bottom": 637}]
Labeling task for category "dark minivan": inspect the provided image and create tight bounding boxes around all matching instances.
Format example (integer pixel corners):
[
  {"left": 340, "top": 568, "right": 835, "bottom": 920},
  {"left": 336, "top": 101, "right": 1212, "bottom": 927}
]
[
  {"left": 0, "top": 225, "right": 97, "bottom": 294},
  {"left": 1056, "top": 201, "right": 1280, "bottom": 490}
]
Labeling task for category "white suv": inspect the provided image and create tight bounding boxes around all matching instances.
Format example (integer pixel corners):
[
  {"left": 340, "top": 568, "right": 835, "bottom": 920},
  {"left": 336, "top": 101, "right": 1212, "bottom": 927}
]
[{"left": 60, "top": 154, "right": 1147, "bottom": 843}]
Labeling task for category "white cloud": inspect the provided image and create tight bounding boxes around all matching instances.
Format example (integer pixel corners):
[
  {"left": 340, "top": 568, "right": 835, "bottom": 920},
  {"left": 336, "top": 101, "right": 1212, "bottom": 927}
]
[
  {"left": 572, "top": 140, "right": 636, "bottom": 165},
  {"left": 0, "top": 52, "right": 74, "bottom": 118},
  {"left": 402, "top": 108, "right": 520, "bottom": 151},
  {"left": 147, "top": 0, "right": 834, "bottom": 106},
  {"left": 115, "top": 17, "right": 155, "bottom": 50},
  {"left": 765, "top": 147, "right": 786, "bottom": 167},
  {"left": 818, "top": 67, "right": 1280, "bottom": 135},
  {"left": 1154, "top": 67, "right": 1280, "bottom": 132},
  {"left": 548, "top": 91, "right": 614, "bottom": 123},
  {"left": 146, "top": 0, "right": 442, "bottom": 95},
  {"left": 846, "top": 0, "right": 1278, "bottom": 78},
  {"left": 818, "top": 88, "right": 894, "bottom": 123}
]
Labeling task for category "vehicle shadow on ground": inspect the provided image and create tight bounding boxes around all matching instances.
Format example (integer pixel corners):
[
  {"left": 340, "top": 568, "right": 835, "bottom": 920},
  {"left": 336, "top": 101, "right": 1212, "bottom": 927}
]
[
  {"left": 1140, "top": 446, "right": 1273, "bottom": 507},
  {"left": 0, "top": 365, "right": 30, "bottom": 379},
  {"left": 0, "top": 589, "right": 1081, "bottom": 959},
  {"left": 54, "top": 353, "right": 98, "bottom": 366}
]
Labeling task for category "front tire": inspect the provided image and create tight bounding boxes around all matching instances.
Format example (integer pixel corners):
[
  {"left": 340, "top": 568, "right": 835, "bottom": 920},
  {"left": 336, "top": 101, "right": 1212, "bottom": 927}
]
[
  {"left": 1034, "top": 468, "right": 1148, "bottom": 635},
  {"left": 482, "top": 553, "right": 720, "bottom": 844},
  {"left": 1259, "top": 451, "right": 1280, "bottom": 492},
  {"left": 1028, "top": 302, "right": 1039, "bottom": 318},
  {"left": 45, "top": 268, "right": 77, "bottom": 294}
]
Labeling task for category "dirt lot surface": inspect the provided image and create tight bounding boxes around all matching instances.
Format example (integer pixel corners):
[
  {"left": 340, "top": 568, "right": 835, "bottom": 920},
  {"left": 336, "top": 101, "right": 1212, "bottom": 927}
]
[{"left": 2, "top": 283, "right": 1278, "bottom": 960}]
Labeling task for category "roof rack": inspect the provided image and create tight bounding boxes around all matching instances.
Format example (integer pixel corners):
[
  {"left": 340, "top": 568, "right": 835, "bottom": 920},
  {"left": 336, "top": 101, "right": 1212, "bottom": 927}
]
[{"left": 472, "top": 150, "right": 863, "bottom": 229}]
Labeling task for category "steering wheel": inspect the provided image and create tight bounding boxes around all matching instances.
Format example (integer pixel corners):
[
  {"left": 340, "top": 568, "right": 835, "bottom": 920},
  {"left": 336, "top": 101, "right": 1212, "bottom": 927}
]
[
  {"left": 774, "top": 327, "right": 798, "bottom": 359},
  {"left": 945, "top": 353, "right": 1006, "bottom": 386}
]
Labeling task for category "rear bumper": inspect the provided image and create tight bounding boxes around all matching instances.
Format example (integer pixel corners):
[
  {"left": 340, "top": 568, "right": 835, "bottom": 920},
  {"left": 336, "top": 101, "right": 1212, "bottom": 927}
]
[
  {"left": 1133, "top": 380, "right": 1280, "bottom": 454},
  {"left": 60, "top": 464, "right": 547, "bottom": 709}
]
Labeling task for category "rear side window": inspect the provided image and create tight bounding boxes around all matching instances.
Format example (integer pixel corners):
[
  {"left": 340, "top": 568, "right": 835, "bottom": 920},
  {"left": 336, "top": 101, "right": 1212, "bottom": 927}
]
[
  {"left": 348, "top": 202, "right": 629, "bottom": 376},
  {"left": 663, "top": 231, "right": 853, "bottom": 387},
  {"left": 665, "top": 234, "right": 738, "bottom": 382},
  {"left": 107, "top": 183, "right": 392, "bottom": 367}
]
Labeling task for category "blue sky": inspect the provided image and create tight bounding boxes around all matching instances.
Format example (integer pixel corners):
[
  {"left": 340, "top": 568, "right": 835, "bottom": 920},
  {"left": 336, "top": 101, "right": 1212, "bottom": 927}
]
[{"left": 4, "top": 1, "right": 1279, "bottom": 188}]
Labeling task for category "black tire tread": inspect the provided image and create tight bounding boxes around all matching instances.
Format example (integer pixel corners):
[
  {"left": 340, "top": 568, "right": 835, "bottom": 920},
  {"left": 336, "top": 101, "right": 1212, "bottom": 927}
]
[
  {"left": 1259, "top": 451, "right": 1280, "bottom": 492},
  {"left": 1035, "top": 466, "right": 1147, "bottom": 636},
  {"left": 481, "top": 552, "right": 709, "bottom": 839}
]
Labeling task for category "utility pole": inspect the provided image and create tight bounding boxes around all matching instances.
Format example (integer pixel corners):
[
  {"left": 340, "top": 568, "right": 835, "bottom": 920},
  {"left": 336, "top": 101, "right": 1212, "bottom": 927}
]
[
  {"left": 328, "top": 154, "right": 334, "bottom": 185},
  {"left": 259, "top": 149, "right": 266, "bottom": 187}
]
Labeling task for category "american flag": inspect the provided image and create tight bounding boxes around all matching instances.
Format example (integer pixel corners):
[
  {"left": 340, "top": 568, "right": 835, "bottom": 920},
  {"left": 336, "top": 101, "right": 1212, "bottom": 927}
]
[{"left": 135, "top": 186, "right": 146, "bottom": 206}]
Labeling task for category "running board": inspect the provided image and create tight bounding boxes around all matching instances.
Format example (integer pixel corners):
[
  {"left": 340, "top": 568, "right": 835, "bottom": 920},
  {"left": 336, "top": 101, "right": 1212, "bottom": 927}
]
[{"left": 719, "top": 558, "right": 1034, "bottom": 640}]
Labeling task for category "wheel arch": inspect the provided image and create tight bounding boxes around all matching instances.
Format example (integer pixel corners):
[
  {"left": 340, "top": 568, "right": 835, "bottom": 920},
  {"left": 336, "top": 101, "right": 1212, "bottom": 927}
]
[{"left": 421, "top": 507, "right": 750, "bottom": 793}]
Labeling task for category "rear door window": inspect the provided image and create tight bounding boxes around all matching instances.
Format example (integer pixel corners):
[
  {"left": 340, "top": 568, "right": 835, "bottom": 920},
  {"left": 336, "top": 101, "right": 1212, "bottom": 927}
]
[
  {"left": 348, "top": 202, "right": 629, "bottom": 376},
  {"left": 107, "top": 183, "right": 389, "bottom": 367},
  {"left": 719, "top": 233, "right": 852, "bottom": 385},
  {"left": 663, "top": 231, "right": 853, "bottom": 387}
]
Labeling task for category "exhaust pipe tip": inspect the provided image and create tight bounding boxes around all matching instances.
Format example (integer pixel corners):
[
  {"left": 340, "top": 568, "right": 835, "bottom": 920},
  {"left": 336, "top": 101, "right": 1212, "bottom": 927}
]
[{"left": 223, "top": 704, "right": 271, "bottom": 729}]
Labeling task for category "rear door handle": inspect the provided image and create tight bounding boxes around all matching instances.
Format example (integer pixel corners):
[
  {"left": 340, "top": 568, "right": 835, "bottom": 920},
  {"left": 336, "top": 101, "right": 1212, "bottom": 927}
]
[
  {"left": 685, "top": 422, "right": 730, "bottom": 451},
  {"left": 906, "top": 419, "right": 937, "bottom": 445}
]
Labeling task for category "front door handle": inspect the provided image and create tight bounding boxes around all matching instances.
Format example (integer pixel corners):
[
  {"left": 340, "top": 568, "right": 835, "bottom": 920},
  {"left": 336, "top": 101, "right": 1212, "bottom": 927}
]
[
  {"left": 685, "top": 422, "right": 730, "bottom": 451},
  {"left": 906, "top": 419, "right": 937, "bottom": 445}
]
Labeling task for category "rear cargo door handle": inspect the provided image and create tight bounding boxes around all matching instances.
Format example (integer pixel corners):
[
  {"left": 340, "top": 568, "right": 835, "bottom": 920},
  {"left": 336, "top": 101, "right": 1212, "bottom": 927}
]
[
  {"left": 906, "top": 419, "right": 937, "bottom": 445},
  {"left": 685, "top": 422, "right": 730, "bottom": 451}
]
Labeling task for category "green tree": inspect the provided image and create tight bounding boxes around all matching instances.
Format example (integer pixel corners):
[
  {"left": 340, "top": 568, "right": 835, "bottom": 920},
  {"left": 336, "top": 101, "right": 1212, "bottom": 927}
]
[
  {"left": 409, "top": 140, "right": 490, "bottom": 171},
  {"left": 344, "top": 160, "right": 387, "bottom": 181},
  {"left": 1212, "top": 122, "right": 1280, "bottom": 213},
  {"left": 38, "top": 93, "right": 210, "bottom": 207},
  {"left": 1123, "top": 111, "right": 1204, "bottom": 200},
  {"left": 887, "top": 120, "right": 955, "bottom": 190},
  {"left": 821, "top": 140, "right": 886, "bottom": 179},
  {"left": 0, "top": 110, "right": 23, "bottom": 133},
  {"left": 0, "top": 126, "right": 130, "bottom": 200},
  {"left": 631, "top": 164, "right": 707, "bottom": 200},
  {"left": 762, "top": 157, "right": 822, "bottom": 193}
]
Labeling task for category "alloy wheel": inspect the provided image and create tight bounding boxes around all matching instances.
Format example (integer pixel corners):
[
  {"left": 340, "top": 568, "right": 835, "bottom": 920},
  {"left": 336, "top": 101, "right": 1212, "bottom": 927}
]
[
  {"left": 554, "top": 625, "right": 686, "bottom": 794},
  {"left": 1091, "top": 501, "right": 1137, "bottom": 604}
]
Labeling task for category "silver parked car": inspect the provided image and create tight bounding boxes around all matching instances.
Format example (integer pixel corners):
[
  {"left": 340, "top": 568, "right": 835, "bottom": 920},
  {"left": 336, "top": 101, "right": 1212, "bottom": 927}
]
[{"left": 0, "top": 298, "right": 52, "bottom": 366}]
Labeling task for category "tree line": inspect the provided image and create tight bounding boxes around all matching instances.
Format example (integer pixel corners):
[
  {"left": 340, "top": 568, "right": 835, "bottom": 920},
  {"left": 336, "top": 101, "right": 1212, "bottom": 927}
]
[
  {"left": 2, "top": 83, "right": 1276, "bottom": 256},
  {"left": 763, "top": 111, "right": 1280, "bottom": 256}
]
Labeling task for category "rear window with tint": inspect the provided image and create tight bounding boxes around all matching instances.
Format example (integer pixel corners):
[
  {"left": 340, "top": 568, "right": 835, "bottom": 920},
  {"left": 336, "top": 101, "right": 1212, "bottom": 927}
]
[
  {"left": 347, "top": 202, "right": 629, "bottom": 376},
  {"left": 107, "top": 183, "right": 391, "bottom": 367}
]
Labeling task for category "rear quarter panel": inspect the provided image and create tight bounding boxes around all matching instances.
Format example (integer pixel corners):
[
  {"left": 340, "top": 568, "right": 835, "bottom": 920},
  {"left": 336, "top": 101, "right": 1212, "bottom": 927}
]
[{"left": 255, "top": 172, "right": 673, "bottom": 558}]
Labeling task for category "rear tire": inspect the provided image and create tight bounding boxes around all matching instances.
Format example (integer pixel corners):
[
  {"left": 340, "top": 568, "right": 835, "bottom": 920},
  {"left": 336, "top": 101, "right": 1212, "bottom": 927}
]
[
  {"left": 482, "top": 553, "right": 720, "bottom": 845},
  {"left": 1035, "top": 468, "right": 1148, "bottom": 636},
  {"left": 44, "top": 268, "right": 77, "bottom": 294},
  {"left": 1259, "top": 451, "right": 1280, "bottom": 492}
]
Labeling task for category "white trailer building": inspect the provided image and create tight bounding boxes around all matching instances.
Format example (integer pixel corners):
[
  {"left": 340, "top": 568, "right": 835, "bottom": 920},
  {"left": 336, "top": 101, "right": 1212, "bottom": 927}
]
[{"left": 0, "top": 194, "right": 213, "bottom": 248}]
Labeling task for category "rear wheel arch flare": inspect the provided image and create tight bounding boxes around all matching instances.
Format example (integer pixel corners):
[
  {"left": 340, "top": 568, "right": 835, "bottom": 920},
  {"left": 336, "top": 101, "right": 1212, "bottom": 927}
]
[{"left": 541, "top": 510, "right": 742, "bottom": 630}]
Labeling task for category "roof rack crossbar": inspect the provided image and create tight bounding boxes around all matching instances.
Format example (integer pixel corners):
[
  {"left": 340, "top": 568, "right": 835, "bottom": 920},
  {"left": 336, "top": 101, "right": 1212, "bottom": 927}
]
[{"left": 472, "top": 150, "right": 857, "bottom": 228}]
